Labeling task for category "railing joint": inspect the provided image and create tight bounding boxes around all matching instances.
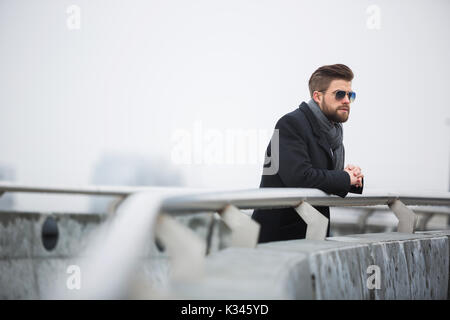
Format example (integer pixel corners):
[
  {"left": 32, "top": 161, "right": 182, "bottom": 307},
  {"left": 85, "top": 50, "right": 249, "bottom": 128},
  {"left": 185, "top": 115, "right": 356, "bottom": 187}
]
[
  {"left": 294, "top": 201, "right": 329, "bottom": 240},
  {"left": 388, "top": 199, "right": 417, "bottom": 233}
]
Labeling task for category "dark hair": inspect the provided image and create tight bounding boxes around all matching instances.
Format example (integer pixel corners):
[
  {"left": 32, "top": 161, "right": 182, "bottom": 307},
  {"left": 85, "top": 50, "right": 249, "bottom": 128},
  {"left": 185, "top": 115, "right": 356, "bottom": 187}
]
[{"left": 308, "top": 64, "right": 354, "bottom": 97}]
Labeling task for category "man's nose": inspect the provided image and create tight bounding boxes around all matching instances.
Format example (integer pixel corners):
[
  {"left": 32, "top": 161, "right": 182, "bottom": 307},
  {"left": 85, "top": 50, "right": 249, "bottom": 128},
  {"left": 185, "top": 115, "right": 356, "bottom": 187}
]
[{"left": 342, "top": 94, "right": 350, "bottom": 104}]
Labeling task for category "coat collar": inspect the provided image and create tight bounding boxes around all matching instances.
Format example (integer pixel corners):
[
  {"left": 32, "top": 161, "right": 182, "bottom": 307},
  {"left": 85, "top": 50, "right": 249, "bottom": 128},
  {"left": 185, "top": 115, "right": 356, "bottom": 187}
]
[
  {"left": 299, "top": 101, "right": 324, "bottom": 138},
  {"left": 298, "top": 101, "right": 334, "bottom": 161}
]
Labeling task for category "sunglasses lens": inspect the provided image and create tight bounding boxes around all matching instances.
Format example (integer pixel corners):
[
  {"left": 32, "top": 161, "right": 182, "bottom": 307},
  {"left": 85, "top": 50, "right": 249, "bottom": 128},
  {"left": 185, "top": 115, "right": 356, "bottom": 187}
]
[
  {"left": 335, "top": 91, "right": 346, "bottom": 100},
  {"left": 349, "top": 91, "right": 356, "bottom": 102}
]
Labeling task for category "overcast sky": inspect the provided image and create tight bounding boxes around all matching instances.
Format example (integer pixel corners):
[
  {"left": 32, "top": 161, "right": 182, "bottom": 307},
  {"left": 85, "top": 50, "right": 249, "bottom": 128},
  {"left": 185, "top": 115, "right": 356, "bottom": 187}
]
[{"left": 1, "top": 0, "right": 449, "bottom": 212}]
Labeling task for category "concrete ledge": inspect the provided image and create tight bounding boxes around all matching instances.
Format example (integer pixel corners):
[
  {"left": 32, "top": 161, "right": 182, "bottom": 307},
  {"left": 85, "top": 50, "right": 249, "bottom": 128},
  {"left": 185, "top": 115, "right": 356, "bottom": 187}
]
[
  {"left": 169, "top": 248, "right": 312, "bottom": 299},
  {"left": 328, "top": 232, "right": 449, "bottom": 299},
  {"left": 0, "top": 211, "right": 229, "bottom": 299},
  {"left": 416, "top": 230, "right": 450, "bottom": 299},
  {"left": 257, "top": 240, "right": 372, "bottom": 299}
]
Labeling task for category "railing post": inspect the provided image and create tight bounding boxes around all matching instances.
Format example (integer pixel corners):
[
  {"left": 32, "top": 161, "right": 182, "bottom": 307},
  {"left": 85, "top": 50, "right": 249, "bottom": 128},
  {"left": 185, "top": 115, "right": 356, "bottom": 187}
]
[
  {"left": 155, "top": 214, "right": 206, "bottom": 281},
  {"left": 294, "top": 201, "right": 329, "bottom": 240},
  {"left": 417, "top": 212, "right": 433, "bottom": 230},
  {"left": 388, "top": 199, "right": 417, "bottom": 233},
  {"left": 357, "top": 209, "right": 375, "bottom": 233},
  {"left": 219, "top": 204, "right": 260, "bottom": 248},
  {"left": 205, "top": 213, "right": 232, "bottom": 255}
]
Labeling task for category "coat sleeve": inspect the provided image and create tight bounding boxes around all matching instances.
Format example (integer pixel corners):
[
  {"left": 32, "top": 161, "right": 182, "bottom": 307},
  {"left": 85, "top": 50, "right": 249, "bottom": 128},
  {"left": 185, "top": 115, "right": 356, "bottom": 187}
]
[{"left": 275, "top": 114, "right": 352, "bottom": 198}]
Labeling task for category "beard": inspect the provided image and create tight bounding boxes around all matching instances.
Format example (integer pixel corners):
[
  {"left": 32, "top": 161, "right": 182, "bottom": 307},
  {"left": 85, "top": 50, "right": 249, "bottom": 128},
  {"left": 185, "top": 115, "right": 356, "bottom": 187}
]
[{"left": 320, "top": 98, "right": 349, "bottom": 123}]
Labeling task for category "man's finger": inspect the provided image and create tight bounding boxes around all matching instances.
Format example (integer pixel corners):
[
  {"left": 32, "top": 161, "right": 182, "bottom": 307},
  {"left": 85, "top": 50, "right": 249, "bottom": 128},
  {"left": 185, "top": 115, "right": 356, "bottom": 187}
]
[{"left": 357, "top": 176, "right": 364, "bottom": 186}]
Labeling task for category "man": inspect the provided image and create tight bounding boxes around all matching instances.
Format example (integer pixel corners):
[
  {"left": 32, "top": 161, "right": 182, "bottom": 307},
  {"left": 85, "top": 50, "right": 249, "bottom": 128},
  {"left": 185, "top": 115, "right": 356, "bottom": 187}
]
[{"left": 252, "top": 64, "right": 364, "bottom": 243}]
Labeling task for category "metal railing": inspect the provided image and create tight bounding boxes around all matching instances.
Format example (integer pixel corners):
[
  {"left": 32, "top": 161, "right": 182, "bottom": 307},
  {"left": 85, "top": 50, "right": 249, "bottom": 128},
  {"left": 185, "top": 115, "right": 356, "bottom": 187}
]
[
  {"left": 332, "top": 205, "right": 450, "bottom": 233},
  {"left": 1, "top": 182, "right": 450, "bottom": 298}
]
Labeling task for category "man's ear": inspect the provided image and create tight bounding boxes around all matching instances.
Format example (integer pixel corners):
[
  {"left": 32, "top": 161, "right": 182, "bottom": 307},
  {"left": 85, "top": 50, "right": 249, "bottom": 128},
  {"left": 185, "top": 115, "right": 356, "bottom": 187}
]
[{"left": 312, "top": 91, "right": 321, "bottom": 104}]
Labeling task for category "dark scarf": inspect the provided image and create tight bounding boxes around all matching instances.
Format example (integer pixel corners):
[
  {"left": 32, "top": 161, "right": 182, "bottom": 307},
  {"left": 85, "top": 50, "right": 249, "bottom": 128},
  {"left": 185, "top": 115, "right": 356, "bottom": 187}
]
[{"left": 306, "top": 99, "right": 345, "bottom": 170}]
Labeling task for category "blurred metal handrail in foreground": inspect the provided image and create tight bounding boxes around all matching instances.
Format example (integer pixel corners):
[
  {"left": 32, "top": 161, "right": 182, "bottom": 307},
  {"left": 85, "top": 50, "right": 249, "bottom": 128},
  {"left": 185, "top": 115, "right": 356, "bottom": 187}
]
[{"left": 1, "top": 181, "right": 450, "bottom": 210}]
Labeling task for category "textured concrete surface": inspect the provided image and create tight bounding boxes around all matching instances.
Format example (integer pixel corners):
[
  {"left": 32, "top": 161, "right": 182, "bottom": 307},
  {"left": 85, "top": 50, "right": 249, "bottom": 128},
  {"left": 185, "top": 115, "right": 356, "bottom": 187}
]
[
  {"left": 169, "top": 247, "right": 312, "bottom": 299},
  {"left": 257, "top": 240, "right": 373, "bottom": 299},
  {"left": 328, "top": 232, "right": 449, "bottom": 299},
  {"left": 0, "top": 211, "right": 105, "bottom": 299},
  {"left": 0, "top": 211, "right": 105, "bottom": 260},
  {"left": 416, "top": 230, "right": 450, "bottom": 299}
]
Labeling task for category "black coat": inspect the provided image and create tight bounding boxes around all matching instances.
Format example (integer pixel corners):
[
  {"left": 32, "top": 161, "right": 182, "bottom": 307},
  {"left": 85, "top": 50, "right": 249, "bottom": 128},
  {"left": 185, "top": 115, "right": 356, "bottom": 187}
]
[{"left": 252, "top": 102, "right": 363, "bottom": 242}]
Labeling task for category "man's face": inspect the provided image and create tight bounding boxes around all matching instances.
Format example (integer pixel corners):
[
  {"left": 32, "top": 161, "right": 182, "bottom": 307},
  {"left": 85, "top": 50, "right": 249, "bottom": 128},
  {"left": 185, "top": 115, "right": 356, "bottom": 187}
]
[{"left": 314, "top": 79, "right": 352, "bottom": 123}]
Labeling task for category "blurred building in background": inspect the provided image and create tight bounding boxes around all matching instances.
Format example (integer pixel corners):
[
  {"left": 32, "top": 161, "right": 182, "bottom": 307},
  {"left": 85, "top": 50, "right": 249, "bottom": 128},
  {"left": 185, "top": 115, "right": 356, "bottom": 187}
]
[{"left": 89, "top": 152, "right": 183, "bottom": 213}]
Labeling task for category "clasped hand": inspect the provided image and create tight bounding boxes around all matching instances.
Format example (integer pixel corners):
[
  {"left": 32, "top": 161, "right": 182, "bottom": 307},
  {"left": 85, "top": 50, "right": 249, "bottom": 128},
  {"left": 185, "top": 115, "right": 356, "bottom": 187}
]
[{"left": 344, "top": 164, "right": 364, "bottom": 188}]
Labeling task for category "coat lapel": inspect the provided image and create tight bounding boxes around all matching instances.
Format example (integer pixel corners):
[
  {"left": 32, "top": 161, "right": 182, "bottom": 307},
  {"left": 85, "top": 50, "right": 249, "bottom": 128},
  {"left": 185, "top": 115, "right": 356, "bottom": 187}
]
[{"left": 299, "top": 102, "right": 334, "bottom": 162}]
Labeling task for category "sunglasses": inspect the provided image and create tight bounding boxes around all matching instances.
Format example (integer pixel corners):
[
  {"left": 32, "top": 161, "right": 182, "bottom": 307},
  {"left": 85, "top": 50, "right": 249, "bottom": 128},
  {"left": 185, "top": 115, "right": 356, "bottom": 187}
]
[{"left": 322, "top": 90, "right": 356, "bottom": 103}]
